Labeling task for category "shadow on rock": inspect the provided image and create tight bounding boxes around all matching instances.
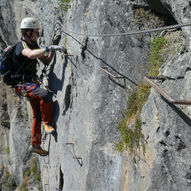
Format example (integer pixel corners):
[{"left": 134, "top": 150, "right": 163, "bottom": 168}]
[{"left": 163, "top": 97, "right": 191, "bottom": 127}]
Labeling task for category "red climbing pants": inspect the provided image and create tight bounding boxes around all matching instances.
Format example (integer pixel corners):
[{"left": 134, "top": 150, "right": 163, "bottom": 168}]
[{"left": 16, "top": 84, "right": 53, "bottom": 146}]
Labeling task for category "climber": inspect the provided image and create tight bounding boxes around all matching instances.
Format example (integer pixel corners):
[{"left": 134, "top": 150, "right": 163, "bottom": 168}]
[{"left": 13, "top": 17, "right": 65, "bottom": 156}]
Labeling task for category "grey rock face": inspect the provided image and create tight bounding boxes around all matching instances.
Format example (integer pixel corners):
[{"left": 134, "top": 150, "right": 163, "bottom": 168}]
[
  {"left": 1, "top": 0, "right": 191, "bottom": 190},
  {"left": 142, "top": 52, "right": 191, "bottom": 191},
  {"left": 160, "top": 0, "right": 191, "bottom": 44}
]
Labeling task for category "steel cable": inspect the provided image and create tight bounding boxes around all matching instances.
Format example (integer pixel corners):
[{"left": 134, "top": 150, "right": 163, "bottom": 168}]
[{"left": 63, "top": 22, "right": 191, "bottom": 37}]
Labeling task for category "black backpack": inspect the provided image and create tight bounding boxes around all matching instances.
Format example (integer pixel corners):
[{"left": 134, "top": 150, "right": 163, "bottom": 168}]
[{"left": 0, "top": 44, "right": 24, "bottom": 86}]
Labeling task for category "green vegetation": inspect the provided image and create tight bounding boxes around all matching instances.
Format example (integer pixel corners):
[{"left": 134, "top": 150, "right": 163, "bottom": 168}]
[
  {"left": 148, "top": 36, "right": 167, "bottom": 76},
  {"left": 116, "top": 83, "right": 150, "bottom": 155},
  {"left": 18, "top": 179, "right": 28, "bottom": 191},
  {"left": 6, "top": 146, "right": 10, "bottom": 154},
  {"left": 0, "top": 168, "right": 17, "bottom": 190},
  {"left": 149, "top": 31, "right": 186, "bottom": 76},
  {"left": 18, "top": 157, "right": 41, "bottom": 191},
  {"left": 29, "top": 157, "right": 41, "bottom": 181},
  {"left": 117, "top": 8, "right": 163, "bottom": 156},
  {"left": 134, "top": 8, "right": 164, "bottom": 29},
  {"left": 58, "top": 0, "right": 71, "bottom": 12},
  {"left": 116, "top": 9, "right": 186, "bottom": 156}
]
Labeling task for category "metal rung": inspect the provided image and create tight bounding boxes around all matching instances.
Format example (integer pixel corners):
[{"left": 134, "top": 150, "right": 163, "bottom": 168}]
[
  {"left": 171, "top": 100, "right": 191, "bottom": 105},
  {"left": 100, "top": 67, "right": 125, "bottom": 79},
  {"left": 65, "top": 143, "right": 83, "bottom": 167},
  {"left": 64, "top": 53, "right": 73, "bottom": 56},
  {"left": 73, "top": 156, "right": 82, "bottom": 160},
  {"left": 144, "top": 76, "right": 191, "bottom": 105},
  {"left": 146, "top": 75, "right": 175, "bottom": 80}
]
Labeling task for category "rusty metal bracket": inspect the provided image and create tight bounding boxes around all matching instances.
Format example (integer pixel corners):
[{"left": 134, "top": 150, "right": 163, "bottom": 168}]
[
  {"left": 100, "top": 67, "right": 125, "bottom": 79},
  {"left": 144, "top": 76, "right": 191, "bottom": 105},
  {"left": 100, "top": 67, "right": 126, "bottom": 88},
  {"left": 146, "top": 75, "right": 175, "bottom": 80},
  {"left": 65, "top": 143, "right": 83, "bottom": 167}
]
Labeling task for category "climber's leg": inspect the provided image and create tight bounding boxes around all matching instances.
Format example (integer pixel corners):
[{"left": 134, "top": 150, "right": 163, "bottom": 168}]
[{"left": 28, "top": 87, "right": 55, "bottom": 134}]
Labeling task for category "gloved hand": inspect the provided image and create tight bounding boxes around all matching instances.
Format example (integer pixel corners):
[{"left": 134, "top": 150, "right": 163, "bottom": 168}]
[{"left": 49, "top": 45, "right": 67, "bottom": 54}]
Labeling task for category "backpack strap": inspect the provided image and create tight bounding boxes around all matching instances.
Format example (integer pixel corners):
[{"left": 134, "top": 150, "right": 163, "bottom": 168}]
[
  {"left": 14, "top": 41, "right": 27, "bottom": 74},
  {"left": 11, "top": 41, "right": 28, "bottom": 79}
]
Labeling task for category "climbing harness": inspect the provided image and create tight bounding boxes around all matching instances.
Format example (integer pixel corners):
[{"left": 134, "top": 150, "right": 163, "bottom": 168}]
[
  {"left": 63, "top": 22, "right": 191, "bottom": 37},
  {"left": 15, "top": 83, "right": 40, "bottom": 97},
  {"left": 20, "top": 83, "right": 39, "bottom": 96}
]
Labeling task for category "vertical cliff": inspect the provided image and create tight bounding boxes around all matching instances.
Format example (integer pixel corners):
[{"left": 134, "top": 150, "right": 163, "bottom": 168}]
[{"left": 1, "top": 0, "right": 191, "bottom": 191}]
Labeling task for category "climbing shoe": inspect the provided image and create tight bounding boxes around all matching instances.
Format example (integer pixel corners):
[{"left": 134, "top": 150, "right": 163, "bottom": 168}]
[
  {"left": 44, "top": 124, "right": 55, "bottom": 134},
  {"left": 30, "top": 145, "right": 48, "bottom": 156}
]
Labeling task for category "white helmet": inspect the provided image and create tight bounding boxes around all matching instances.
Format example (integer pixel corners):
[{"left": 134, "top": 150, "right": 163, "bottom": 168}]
[{"left": 20, "top": 17, "right": 40, "bottom": 29}]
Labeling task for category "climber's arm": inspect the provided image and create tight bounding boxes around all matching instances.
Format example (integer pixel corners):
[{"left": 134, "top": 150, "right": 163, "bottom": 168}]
[
  {"left": 22, "top": 48, "right": 46, "bottom": 59},
  {"left": 22, "top": 47, "right": 55, "bottom": 65},
  {"left": 38, "top": 50, "right": 55, "bottom": 65},
  {"left": 39, "top": 45, "right": 67, "bottom": 65}
]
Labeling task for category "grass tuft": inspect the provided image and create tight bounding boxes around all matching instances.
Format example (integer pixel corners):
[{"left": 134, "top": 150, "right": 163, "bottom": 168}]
[
  {"left": 18, "top": 157, "right": 42, "bottom": 191},
  {"left": 58, "top": 0, "right": 71, "bottom": 12},
  {"left": 0, "top": 169, "right": 17, "bottom": 190},
  {"left": 148, "top": 36, "right": 167, "bottom": 76},
  {"left": 116, "top": 83, "right": 150, "bottom": 155},
  {"left": 134, "top": 8, "right": 164, "bottom": 29},
  {"left": 116, "top": 9, "right": 186, "bottom": 157}
]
